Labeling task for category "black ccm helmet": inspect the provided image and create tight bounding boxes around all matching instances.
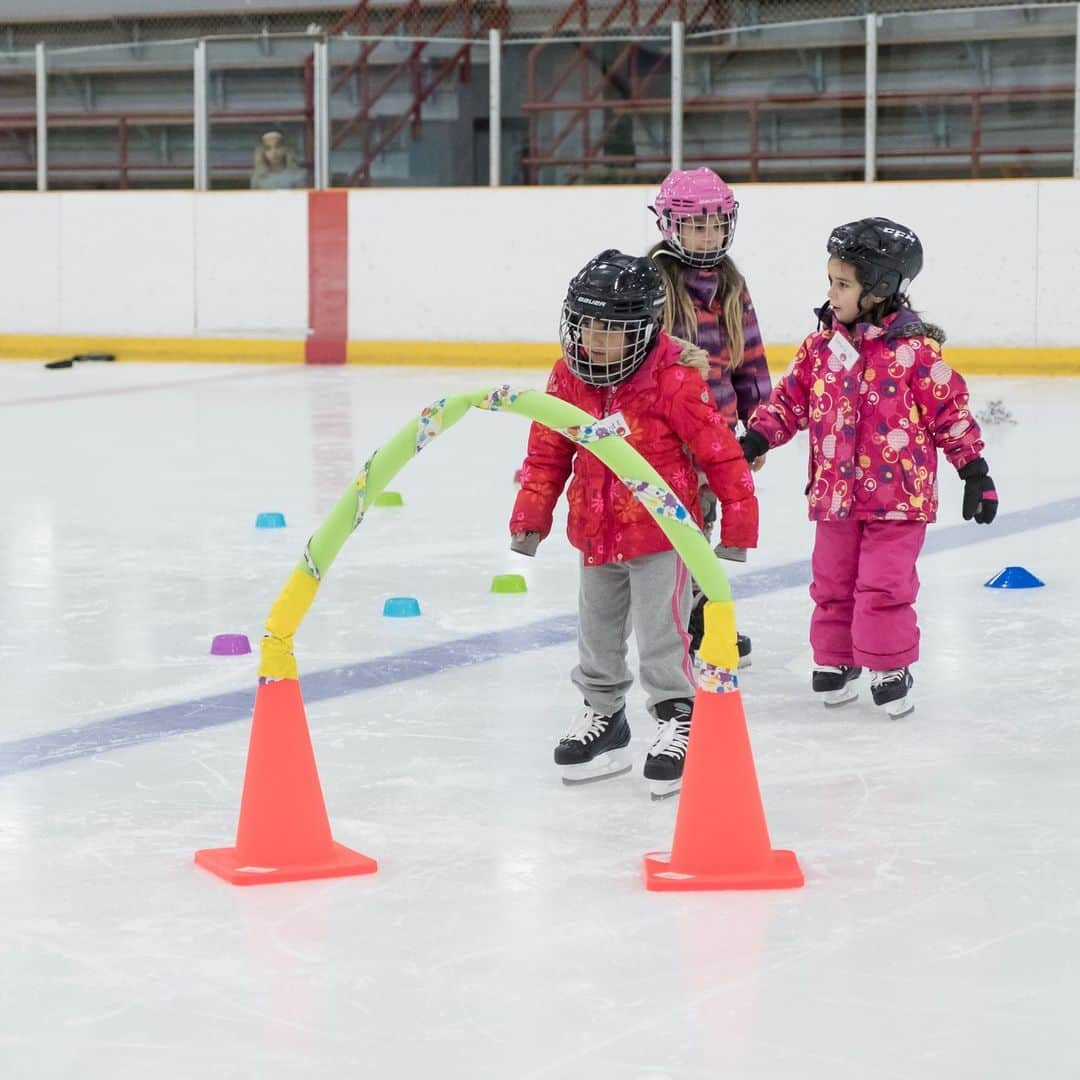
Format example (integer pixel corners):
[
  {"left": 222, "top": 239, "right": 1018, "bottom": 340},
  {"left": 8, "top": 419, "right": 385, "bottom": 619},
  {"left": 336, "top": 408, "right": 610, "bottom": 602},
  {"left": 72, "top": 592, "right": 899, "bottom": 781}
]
[
  {"left": 560, "top": 249, "right": 666, "bottom": 387},
  {"left": 827, "top": 217, "right": 923, "bottom": 301}
]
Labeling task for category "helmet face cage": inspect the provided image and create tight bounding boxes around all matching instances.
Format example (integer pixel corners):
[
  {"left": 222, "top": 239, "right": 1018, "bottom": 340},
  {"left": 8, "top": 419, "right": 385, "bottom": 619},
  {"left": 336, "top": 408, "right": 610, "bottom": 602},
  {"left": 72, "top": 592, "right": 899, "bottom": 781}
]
[
  {"left": 662, "top": 205, "right": 738, "bottom": 268},
  {"left": 652, "top": 168, "right": 738, "bottom": 267},
  {"left": 560, "top": 302, "right": 660, "bottom": 387}
]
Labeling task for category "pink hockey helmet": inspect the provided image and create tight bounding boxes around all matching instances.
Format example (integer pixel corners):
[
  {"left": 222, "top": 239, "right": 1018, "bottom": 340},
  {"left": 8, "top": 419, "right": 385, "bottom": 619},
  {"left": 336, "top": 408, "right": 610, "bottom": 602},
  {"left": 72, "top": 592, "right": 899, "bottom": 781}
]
[{"left": 650, "top": 167, "right": 738, "bottom": 267}]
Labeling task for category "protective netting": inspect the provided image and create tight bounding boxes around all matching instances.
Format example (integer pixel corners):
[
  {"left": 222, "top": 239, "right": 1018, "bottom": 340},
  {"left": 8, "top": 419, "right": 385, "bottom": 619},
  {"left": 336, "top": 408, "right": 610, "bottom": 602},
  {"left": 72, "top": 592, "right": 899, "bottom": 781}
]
[
  {"left": 1, "top": 1, "right": 1071, "bottom": 189},
  {"left": 0, "top": 1, "right": 1064, "bottom": 46}
]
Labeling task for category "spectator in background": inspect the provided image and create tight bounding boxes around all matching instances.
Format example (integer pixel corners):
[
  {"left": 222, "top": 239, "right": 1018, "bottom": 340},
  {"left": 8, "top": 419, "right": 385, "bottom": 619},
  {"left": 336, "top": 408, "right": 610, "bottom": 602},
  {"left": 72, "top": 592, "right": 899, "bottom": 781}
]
[{"left": 250, "top": 128, "right": 307, "bottom": 190}]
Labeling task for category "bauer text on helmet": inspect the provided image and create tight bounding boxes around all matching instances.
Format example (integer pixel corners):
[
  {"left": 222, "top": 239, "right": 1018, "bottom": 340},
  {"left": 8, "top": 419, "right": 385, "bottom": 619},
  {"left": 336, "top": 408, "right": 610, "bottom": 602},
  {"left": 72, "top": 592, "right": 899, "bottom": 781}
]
[{"left": 560, "top": 250, "right": 666, "bottom": 387}]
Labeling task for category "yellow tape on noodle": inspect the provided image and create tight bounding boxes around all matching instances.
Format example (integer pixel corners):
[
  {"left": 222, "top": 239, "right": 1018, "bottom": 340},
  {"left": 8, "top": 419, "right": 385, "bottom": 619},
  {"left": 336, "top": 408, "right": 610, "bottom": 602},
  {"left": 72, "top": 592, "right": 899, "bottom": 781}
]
[
  {"left": 259, "top": 570, "right": 321, "bottom": 680},
  {"left": 698, "top": 600, "right": 740, "bottom": 671}
]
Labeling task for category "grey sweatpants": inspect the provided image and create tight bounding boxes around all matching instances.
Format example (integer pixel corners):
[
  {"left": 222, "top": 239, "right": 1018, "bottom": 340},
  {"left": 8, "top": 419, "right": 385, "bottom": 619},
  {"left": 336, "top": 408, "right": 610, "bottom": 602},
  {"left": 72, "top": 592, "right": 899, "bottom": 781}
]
[{"left": 571, "top": 550, "right": 695, "bottom": 719}]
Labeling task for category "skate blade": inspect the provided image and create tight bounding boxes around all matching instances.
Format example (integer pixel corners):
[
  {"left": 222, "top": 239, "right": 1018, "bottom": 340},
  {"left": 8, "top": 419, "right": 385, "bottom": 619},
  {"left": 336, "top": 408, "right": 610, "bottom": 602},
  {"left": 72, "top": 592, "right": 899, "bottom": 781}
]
[
  {"left": 881, "top": 696, "right": 914, "bottom": 719},
  {"left": 737, "top": 655, "right": 752, "bottom": 670},
  {"left": 560, "top": 750, "right": 632, "bottom": 785},
  {"left": 648, "top": 778, "right": 681, "bottom": 801},
  {"left": 822, "top": 688, "right": 858, "bottom": 708}
]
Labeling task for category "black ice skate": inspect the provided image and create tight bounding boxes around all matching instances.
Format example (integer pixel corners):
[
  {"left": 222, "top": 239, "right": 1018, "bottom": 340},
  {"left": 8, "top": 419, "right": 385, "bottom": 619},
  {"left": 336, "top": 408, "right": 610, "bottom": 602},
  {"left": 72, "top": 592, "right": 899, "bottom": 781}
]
[
  {"left": 736, "top": 633, "right": 752, "bottom": 668},
  {"left": 870, "top": 667, "right": 914, "bottom": 718},
  {"left": 812, "top": 665, "right": 863, "bottom": 708},
  {"left": 689, "top": 592, "right": 752, "bottom": 669},
  {"left": 554, "top": 703, "right": 632, "bottom": 784},
  {"left": 643, "top": 698, "right": 693, "bottom": 801}
]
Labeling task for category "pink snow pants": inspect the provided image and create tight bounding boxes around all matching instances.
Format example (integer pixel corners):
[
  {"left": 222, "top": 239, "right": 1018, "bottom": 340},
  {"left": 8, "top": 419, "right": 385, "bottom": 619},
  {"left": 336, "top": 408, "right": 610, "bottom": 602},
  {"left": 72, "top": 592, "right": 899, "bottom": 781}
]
[{"left": 810, "top": 519, "right": 927, "bottom": 671}]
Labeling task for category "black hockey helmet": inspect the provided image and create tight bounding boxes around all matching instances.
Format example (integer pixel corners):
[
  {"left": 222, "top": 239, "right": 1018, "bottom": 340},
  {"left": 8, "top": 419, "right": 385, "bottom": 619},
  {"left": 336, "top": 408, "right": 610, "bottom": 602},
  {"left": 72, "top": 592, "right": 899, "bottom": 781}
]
[
  {"left": 826, "top": 217, "right": 923, "bottom": 300},
  {"left": 560, "top": 249, "right": 666, "bottom": 387}
]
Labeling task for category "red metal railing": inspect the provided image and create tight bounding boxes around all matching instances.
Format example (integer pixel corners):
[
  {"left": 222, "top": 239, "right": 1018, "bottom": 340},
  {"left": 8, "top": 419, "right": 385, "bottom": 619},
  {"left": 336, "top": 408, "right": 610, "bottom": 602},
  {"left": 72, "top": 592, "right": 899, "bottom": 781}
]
[
  {"left": 0, "top": 108, "right": 306, "bottom": 188},
  {"left": 522, "top": 84, "right": 1075, "bottom": 181},
  {"left": 2, "top": 4, "right": 1070, "bottom": 189},
  {"left": 302, "top": 0, "right": 508, "bottom": 186},
  {"left": 524, "top": 0, "right": 726, "bottom": 183}
]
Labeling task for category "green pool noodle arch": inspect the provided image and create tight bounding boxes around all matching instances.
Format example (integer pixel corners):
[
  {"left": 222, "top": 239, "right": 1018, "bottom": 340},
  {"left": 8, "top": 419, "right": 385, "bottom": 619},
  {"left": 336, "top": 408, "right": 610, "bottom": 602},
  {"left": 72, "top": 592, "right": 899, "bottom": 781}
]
[{"left": 259, "top": 385, "right": 740, "bottom": 683}]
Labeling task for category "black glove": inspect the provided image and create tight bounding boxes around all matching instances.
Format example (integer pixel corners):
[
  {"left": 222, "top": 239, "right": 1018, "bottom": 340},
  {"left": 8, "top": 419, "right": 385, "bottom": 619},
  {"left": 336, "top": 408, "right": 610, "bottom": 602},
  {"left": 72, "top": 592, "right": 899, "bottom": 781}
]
[
  {"left": 510, "top": 531, "right": 540, "bottom": 556},
  {"left": 958, "top": 459, "right": 998, "bottom": 524},
  {"left": 699, "top": 486, "right": 717, "bottom": 530},
  {"left": 687, "top": 591, "right": 706, "bottom": 654},
  {"left": 739, "top": 428, "right": 769, "bottom": 464}
]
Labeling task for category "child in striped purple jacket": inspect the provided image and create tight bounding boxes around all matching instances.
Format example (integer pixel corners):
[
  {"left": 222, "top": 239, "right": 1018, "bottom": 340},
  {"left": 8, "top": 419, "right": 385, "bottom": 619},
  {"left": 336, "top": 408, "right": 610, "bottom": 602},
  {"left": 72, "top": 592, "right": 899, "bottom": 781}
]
[
  {"left": 648, "top": 167, "right": 771, "bottom": 666},
  {"left": 649, "top": 168, "right": 772, "bottom": 439}
]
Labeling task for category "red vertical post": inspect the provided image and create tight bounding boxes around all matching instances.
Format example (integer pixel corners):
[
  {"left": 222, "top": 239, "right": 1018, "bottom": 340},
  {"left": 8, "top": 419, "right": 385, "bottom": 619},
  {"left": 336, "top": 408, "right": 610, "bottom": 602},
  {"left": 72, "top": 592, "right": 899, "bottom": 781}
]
[{"left": 306, "top": 190, "right": 349, "bottom": 365}]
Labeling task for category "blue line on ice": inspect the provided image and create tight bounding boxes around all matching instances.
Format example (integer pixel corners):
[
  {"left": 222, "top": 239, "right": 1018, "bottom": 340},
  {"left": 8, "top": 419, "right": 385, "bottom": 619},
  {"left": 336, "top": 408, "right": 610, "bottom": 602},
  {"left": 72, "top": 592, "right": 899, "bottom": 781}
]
[{"left": 2, "top": 496, "right": 1076, "bottom": 777}]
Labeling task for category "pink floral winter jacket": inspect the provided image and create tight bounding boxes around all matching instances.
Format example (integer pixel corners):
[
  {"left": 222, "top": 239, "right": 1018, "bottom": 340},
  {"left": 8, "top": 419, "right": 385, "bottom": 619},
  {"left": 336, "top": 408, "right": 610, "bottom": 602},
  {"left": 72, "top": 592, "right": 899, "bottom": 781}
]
[{"left": 749, "top": 307, "right": 984, "bottom": 523}]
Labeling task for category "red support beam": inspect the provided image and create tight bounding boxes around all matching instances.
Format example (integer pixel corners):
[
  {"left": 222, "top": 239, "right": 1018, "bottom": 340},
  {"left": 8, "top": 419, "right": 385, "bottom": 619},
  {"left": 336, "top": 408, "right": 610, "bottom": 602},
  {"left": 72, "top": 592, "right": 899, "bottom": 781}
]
[{"left": 306, "top": 191, "right": 349, "bottom": 365}]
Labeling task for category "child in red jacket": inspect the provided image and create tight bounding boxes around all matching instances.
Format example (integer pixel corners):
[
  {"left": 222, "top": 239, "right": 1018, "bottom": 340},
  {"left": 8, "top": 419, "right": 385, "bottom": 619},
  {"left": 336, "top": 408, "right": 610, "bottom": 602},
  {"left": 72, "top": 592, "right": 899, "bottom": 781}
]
[
  {"left": 510, "top": 250, "right": 757, "bottom": 798},
  {"left": 741, "top": 218, "right": 998, "bottom": 719}
]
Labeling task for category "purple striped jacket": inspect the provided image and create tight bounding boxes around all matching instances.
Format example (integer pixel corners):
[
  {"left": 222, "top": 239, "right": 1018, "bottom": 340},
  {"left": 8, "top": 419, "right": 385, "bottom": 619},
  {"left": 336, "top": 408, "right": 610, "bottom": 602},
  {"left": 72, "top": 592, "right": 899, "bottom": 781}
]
[{"left": 673, "top": 269, "right": 772, "bottom": 433}]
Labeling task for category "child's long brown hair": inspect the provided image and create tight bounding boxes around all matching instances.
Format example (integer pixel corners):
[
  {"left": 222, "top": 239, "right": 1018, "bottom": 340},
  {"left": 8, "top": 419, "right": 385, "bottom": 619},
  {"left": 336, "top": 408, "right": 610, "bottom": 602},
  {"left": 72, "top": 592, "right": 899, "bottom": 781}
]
[
  {"left": 860, "top": 291, "right": 912, "bottom": 326},
  {"left": 649, "top": 243, "right": 745, "bottom": 369}
]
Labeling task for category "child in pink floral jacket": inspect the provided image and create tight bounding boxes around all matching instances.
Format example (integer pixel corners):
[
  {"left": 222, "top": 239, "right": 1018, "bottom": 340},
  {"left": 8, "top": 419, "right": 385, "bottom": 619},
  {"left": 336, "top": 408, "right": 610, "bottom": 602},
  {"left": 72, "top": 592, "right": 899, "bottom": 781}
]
[{"left": 740, "top": 218, "right": 998, "bottom": 718}]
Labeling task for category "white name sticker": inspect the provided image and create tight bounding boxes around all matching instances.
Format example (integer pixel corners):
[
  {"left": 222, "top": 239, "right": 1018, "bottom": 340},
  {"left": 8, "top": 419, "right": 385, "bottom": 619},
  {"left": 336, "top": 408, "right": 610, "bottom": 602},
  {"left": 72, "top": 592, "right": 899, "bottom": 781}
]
[{"left": 828, "top": 333, "right": 861, "bottom": 371}]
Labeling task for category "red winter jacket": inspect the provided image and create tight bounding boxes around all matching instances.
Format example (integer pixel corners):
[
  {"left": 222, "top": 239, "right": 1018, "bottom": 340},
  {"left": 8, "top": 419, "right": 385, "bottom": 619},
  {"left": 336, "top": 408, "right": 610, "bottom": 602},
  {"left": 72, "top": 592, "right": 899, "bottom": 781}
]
[
  {"left": 749, "top": 307, "right": 985, "bottom": 523},
  {"left": 510, "top": 331, "right": 758, "bottom": 566}
]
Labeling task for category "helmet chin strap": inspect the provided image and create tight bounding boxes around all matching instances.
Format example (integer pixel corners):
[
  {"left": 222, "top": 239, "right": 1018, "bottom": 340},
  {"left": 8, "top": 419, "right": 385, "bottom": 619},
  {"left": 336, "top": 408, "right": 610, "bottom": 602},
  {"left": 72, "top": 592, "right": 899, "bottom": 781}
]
[
  {"left": 855, "top": 273, "right": 894, "bottom": 315},
  {"left": 691, "top": 252, "right": 727, "bottom": 269}
]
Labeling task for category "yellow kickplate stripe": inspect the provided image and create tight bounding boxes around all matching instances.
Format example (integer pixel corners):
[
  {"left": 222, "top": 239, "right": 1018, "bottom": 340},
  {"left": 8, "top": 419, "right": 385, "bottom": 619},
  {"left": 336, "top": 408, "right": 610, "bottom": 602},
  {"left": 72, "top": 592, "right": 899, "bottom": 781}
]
[
  {"left": 346, "top": 340, "right": 557, "bottom": 368},
  {"left": 3, "top": 335, "right": 1080, "bottom": 374},
  {"left": 939, "top": 346, "right": 1080, "bottom": 376},
  {"left": 767, "top": 343, "right": 1080, "bottom": 377},
  {"left": 0, "top": 334, "right": 303, "bottom": 364}
]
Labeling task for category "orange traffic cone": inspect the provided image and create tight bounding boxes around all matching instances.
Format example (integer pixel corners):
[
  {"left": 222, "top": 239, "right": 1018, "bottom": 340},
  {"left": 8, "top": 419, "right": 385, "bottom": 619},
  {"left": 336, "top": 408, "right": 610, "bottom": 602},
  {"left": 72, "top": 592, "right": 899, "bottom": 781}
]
[
  {"left": 195, "top": 679, "right": 377, "bottom": 885},
  {"left": 643, "top": 686, "right": 803, "bottom": 891}
]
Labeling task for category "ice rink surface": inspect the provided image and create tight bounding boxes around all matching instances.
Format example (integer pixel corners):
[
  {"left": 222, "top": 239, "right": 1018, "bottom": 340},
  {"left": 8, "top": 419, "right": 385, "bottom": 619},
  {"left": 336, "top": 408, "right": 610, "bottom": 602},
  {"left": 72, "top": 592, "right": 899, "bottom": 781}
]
[{"left": 0, "top": 360, "right": 1075, "bottom": 1079}]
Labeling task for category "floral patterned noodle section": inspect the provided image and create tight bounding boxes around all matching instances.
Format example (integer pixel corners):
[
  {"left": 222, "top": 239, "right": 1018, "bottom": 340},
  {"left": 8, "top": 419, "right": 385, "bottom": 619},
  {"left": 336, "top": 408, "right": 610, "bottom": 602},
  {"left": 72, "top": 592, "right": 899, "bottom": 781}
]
[
  {"left": 416, "top": 398, "right": 447, "bottom": 452},
  {"left": 353, "top": 453, "right": 376, "bottom": 531},
  {"left": 694, "top": 660, "right": 739, "bottom": 694},
  {"left": 475, "top": 385, "right": 525, "bottom": 412},
  {"left": 302, "top": 542, "right": 322, "bottom": 581},
  {"left": 621, "top": 477, "right": 696, "bottom": 527},
  {"left": 557, "top": 411, "right": 630, "bottom": 445}
]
